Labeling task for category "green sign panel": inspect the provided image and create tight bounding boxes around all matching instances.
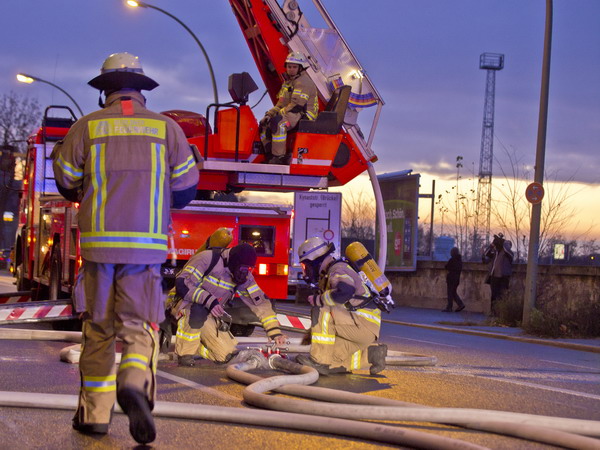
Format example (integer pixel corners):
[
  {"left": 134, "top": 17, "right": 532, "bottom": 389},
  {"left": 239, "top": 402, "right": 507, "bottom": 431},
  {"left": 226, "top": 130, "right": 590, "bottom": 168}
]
[{"left": 377, "top": 172, "right": 419, "bottom": 271}]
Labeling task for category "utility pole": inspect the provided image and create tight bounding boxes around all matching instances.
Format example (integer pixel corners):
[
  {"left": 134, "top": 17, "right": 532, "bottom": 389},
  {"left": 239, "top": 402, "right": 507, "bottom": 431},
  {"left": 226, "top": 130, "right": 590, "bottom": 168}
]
[
  {"left": 474, "top": 53, "right": 504, "bottom": 258},
  {"left": 524, "top": 0, "right": 553, "bottom": 323}
]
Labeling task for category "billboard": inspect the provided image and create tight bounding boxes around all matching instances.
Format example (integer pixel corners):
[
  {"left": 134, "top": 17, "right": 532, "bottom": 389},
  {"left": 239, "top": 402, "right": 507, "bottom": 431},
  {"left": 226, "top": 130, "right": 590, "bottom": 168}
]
[
  {"left": 377, "top": 172, "right": 419, "bottom": 271},
  {"left": 291, "top": 192, "right": 342, "bottom": 266}
]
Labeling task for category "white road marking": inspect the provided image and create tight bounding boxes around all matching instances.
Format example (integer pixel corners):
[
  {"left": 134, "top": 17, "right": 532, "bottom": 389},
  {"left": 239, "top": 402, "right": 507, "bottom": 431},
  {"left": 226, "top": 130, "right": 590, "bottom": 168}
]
[
  {"left": 157, "top": 370, "right": 239, "bottom": 402},
  {"left": 483, "top": 376, "right": 600, "bottom": 401},
  {"left": 390, "top": 335, "right": 458, "bottom": 348},
  {"left": 408, "top": 365, "right": 600, "bottom": 401},
  {"left": 540, "top": 360, "right": 599, "bottom": 371}
]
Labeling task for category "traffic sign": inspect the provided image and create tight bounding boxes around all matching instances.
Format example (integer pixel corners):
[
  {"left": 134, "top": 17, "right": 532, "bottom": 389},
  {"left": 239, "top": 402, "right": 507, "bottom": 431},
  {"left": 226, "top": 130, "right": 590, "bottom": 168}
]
[{"left": 525, "top": 182, "right": 544, "bottom": 204}]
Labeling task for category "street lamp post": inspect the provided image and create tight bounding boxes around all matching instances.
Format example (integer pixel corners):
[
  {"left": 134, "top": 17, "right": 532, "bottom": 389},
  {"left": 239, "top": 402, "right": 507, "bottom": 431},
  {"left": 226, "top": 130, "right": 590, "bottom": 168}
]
[
  {"left": 126, "top": 0, "right": 219, "bottom": 105},
  {"left": 16, "top": 73, "right": 84, "bottom": 117}
]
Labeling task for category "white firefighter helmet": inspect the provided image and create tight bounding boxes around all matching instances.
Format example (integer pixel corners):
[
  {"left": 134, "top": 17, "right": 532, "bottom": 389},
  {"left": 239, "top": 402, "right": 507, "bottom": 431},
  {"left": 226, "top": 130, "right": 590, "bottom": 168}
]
[
  {"left": 88, "top": 52, "right": 158, "bottom": 92},
  {"left": 285, "top": 51, "right": 309, "bottom": 69},
  {"left": 298, "top": 236, "right": 333, "bottom": 263}
]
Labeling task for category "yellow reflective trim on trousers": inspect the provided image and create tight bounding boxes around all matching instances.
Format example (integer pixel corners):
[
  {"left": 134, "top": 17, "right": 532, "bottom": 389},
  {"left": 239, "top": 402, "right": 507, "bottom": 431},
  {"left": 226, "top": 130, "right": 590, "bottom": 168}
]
[
  {"left": 177, "top": 329, "right": 200, "bottom": 341},
  {"left": 311, "top": 333, "right": 335, "bottom": 344},
  {"left": 320, "top": 311, "right": 332, "bottom": 335},
  {"left": 355, "top": 308, "right": 381, "bottom": 325},
  {"left": 83, "top": 374, "right": 116, "bottom": 392},
  {"left": 120, "top": 353, "right": 148, "bottom": 371},
  {"left": 143, "top": 321, "right": 159, "bottom": 373},
  {"left": 199, "top": 345, "right": 210, "bottom": 359},
  {"left": 90, "top": 143, "right": 107, "bottom": 232},
  {"left": 350, "top": 350, "right": 361, "bottom": 370},
  {"left": 88, "top": 118, "right": 166, "bottom": 139}
]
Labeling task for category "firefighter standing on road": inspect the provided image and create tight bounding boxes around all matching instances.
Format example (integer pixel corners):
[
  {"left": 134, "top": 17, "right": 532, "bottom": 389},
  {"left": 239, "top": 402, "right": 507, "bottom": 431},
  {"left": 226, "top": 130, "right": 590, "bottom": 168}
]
[
  {"left": 52, "top": 52, "right": 199, "bottom": 445},
  {"left": 295, "top": 237, "right": 387, "bottom": 375},
  {"left": 259, "top": 51, "right": 318, "bottom": 165},
  {"left": 171, "top": 243, "right": 287, "bottom": 366}
]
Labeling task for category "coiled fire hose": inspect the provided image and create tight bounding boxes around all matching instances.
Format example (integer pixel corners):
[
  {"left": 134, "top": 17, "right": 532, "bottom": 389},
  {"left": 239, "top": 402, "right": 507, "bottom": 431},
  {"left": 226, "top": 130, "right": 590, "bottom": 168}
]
[{"left": 226, "top": 354, "right": 600, "bottom": 450}]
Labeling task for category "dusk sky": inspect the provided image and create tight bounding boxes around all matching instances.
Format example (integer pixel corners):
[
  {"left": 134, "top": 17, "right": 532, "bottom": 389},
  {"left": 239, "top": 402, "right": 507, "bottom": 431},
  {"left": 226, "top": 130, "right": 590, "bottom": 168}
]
[{"left": 2, "top": 0, "right": 599, "bottom": 238}]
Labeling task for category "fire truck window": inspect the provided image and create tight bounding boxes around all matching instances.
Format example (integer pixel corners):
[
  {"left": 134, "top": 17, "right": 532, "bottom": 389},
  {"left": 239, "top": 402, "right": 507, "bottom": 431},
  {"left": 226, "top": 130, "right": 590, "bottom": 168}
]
[{"left": 239, "top": 225, "right": 274, "bottom": 257}]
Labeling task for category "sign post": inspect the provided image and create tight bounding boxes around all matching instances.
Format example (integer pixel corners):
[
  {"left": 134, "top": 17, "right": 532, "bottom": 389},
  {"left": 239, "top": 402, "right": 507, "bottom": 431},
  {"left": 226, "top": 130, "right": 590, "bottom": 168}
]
[{"left": 292, "top": 192, "right": 342, "bottom": 266}]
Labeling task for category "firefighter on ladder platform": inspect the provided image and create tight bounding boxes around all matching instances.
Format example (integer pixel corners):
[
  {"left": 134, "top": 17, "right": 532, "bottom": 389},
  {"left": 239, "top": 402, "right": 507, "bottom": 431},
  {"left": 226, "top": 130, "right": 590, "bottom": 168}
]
[
  {"left": 295, "top": 237, "right": 388, "bottom": 376},
  {"left": 52, "top": 52, "right": 199, "bottom": 445},
  {"left": 259, "top": 51, "right": 318, "bottom": 165},
  {"left": 169, "top": 242, "right": 288, "bottom": 366}
]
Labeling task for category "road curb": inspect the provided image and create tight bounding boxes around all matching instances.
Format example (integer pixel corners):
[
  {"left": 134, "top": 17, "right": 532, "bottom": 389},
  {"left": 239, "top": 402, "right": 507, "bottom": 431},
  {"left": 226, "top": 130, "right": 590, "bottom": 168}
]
[{"left": 383, "top": 319, "right": 600, "bottom": 354}]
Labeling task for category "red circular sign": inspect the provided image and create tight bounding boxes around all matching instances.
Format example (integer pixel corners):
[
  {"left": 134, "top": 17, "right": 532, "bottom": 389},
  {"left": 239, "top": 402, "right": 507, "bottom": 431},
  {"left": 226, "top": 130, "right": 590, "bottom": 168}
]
[
  {"left": 323, "top": 229, "right": 334, "bottom": 241},
  {"left": 526, "top": 182, "right": 544, "bottom": 204}
]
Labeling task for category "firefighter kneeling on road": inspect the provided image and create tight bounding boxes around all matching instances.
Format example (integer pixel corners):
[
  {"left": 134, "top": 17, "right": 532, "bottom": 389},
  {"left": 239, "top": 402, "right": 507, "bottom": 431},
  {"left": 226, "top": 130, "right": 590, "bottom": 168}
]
[
  {"left": 295, "top": 237, "right": 387, "bottom": 375},
  {"left": 169, "top": 243, "right": 287, "bottom": 366}
]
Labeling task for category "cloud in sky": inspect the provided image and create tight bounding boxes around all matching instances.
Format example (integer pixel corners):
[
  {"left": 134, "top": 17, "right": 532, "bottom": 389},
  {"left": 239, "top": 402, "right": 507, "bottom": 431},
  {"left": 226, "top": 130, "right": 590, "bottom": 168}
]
[{"left": 1, "top": 0, "right": 598, "bottom": 187}]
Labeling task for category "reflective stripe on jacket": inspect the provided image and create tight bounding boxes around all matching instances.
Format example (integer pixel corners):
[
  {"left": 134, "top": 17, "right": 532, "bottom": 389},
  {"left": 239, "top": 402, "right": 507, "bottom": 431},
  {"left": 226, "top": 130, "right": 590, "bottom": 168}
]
[
  {"left": 269, "top": 71, "right": 318, "bottom": 120},
  {"left": 52, "top": 90, "right": 199, "bottom": 264},
  {"left": 177, "top": 249, "right": 282, "bottom": 338},
  {"left": 319, "top": 256, "right": 380, "bottom": 338}
]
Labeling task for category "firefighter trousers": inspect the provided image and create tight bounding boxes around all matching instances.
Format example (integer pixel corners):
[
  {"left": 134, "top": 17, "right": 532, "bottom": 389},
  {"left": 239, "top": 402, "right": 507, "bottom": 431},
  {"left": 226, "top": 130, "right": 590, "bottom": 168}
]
[
  {"left": 310, "top": 306, "right": 379, "bottom": 371},
  {"left": 75, "top": 262, "right": 163, "bottom": 425},
  {"left": 175, "top": 307, "right": 238, "bottom": 363},
  {"left": 260, "top": 112, "right": 302, "bottom": 157}
]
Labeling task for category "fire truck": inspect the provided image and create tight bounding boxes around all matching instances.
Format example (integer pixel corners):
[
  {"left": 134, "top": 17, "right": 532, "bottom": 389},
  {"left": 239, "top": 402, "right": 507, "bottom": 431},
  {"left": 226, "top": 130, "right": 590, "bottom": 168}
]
[
  {"left": 12, "top": 109, "right": 292, "bottom": 300},
  {"left": 2, "top": 0, "right": 383, "bottom": 330}
]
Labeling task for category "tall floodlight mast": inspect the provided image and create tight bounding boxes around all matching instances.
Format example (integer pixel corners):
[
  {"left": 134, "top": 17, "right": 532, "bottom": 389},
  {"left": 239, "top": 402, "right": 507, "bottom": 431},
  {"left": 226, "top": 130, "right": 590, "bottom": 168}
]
[{"left": 474, "top": 52, "right": 504, "bottom": 255}]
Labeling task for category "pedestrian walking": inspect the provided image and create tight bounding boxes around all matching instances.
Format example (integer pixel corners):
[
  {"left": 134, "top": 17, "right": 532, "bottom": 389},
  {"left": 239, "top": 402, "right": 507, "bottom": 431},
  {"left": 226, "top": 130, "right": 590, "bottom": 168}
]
[{"left": 443, "top": 247, "right": 465, "bottom": 312}]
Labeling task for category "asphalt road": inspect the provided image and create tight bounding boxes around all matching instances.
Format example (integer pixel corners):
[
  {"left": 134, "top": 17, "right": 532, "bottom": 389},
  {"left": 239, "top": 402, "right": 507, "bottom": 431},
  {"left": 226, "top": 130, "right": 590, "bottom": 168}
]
[{"left": 1, "top": 273, "right": 599, "bottom": 449}]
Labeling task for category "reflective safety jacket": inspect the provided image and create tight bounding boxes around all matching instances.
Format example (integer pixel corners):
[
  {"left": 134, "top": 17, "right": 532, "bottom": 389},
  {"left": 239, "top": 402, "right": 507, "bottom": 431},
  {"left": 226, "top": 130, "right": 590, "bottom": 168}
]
[
  {"left": 174, "top": 248, "right": 283, "bottom": 338},
  {"left": 318, "top": 255, "right": 381, "bottom": 338},
  {"left": 269, "top": 71, "right": 318, "bottom": 120},
  {"left": 52, "top": 90, "right": 199, "bottom": 264}
]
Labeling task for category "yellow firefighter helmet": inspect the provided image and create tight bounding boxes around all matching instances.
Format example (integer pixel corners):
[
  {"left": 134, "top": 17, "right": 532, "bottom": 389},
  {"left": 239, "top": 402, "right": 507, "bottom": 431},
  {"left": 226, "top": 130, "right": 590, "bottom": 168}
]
[
  {"left": 88, "top": 52, "right": 158, "bottom": 92},
  {"left": 285, "top": 51, "right": 309, "bottom": 69}
]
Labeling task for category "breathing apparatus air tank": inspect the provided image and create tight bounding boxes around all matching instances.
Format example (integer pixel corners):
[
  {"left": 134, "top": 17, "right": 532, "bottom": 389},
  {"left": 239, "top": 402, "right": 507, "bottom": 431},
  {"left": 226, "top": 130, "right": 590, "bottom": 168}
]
[
  {"left": 345, "top": 241, "right": 391, "bottom": 297},
  {"left": 196, "top": 227, "right": 233, "bottom": 254}
]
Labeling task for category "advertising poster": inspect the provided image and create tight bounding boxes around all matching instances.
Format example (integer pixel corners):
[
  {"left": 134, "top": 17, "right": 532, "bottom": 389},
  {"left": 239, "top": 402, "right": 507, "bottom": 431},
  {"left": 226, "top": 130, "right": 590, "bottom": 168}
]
[{"left": 377, "top": 172, "right": 419, "bottom": 271}]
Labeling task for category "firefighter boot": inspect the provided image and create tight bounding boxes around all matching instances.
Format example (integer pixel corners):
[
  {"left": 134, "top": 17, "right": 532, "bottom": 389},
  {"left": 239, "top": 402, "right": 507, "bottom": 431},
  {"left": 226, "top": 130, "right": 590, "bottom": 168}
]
[
  {"left": 295, "top": 354, "right": 331, "bottom": 376},
  {"left": 72, "top": 408, "right": 109, "bottom": 435},
  {"left": 368, "top": 344, "right": 388, "bottom": 375},
  {"left": 178, "top": 354, "right": 195, "bottom": 367},
  {"left": 117, "top": 388, "right": 156, "bottom": 445}
]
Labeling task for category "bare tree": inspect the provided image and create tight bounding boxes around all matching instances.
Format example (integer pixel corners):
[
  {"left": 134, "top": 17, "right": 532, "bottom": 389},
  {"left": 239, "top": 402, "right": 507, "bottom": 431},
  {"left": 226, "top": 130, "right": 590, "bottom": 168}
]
[
  {"left": 491, "top": 146, "right": 591, "bottom": 261},
  {"left": 341, "top": 190, "right": 375, "bottom": 240},
  {"left": 0, "top": 91, "right": 42, "bottom": 150}
]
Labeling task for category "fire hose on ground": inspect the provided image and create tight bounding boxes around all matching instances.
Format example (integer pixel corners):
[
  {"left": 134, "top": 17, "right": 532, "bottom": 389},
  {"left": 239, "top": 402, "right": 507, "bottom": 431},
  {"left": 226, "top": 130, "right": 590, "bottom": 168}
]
[{"left": 1, "top": 328, "right": 600, "bottom": 449}]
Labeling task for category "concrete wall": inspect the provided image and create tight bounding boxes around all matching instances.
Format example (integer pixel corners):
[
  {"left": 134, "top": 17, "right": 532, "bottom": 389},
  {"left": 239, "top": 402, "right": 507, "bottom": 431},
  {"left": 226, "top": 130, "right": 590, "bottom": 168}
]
[{"left": 387, "top": 260, "right": 600, "bottom": 315}]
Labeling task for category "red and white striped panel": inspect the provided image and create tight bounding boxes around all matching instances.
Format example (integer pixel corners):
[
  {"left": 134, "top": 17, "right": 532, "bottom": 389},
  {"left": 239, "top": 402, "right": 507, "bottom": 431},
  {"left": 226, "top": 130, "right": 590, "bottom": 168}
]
[
  {"left": 276, "top": 313, "right": 311, "bottom": 331},
  {"left": 0, "top": 295, "right": 31, "bottom": 304},
  {"left": 0, "top": 303, "right": 74, "bottom": 323}
]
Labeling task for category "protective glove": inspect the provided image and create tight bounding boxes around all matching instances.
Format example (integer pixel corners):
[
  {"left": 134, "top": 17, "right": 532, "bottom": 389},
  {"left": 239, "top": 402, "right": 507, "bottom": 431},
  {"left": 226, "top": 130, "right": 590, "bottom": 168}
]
[
  {"left": 210, "top": 303, "right": 226, "bottom": 318},
  {"left": 259, "top": 115, "right": 270, "bottom": 127},
  {"left": 307, "top": 295, "right": 323, "bottom": 307}
]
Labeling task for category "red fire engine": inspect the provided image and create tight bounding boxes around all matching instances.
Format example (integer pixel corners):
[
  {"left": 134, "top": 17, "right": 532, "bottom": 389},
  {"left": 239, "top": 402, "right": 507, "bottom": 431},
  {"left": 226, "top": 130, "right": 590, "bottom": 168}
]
[{"left": 13, "top": 109, "right": 292, "bottom": 301}]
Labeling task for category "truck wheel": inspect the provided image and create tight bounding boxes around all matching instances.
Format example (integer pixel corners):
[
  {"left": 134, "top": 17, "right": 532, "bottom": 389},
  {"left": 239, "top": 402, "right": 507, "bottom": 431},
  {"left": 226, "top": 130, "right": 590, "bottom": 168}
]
[
  {"left": 229, "top": 324, "right": 255, "bottom": 337},
  {"left": 49, "top": 249, "right": 62, "bottom": 301},
  {"left": 15, "top": 263, "right": 30, "bottom": 291}
]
